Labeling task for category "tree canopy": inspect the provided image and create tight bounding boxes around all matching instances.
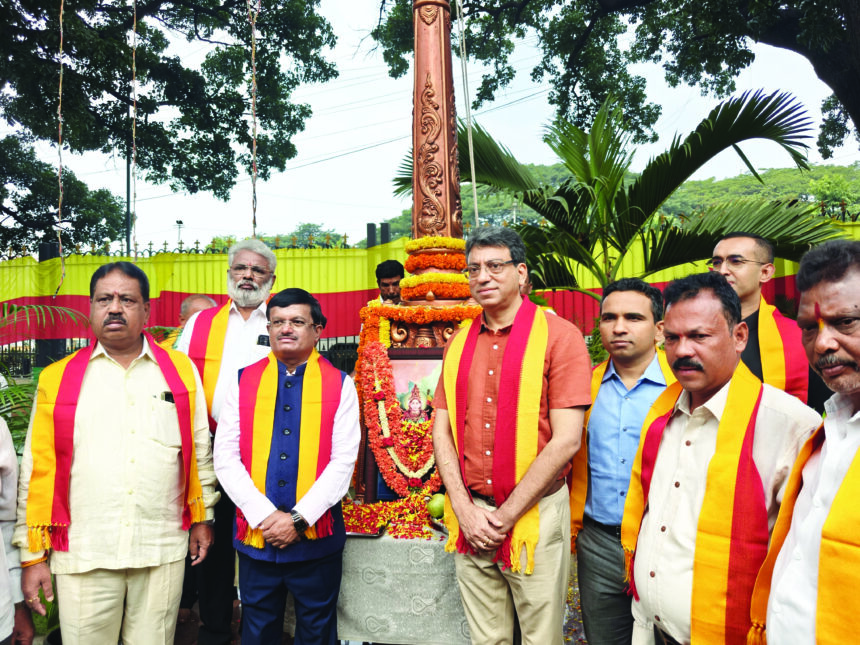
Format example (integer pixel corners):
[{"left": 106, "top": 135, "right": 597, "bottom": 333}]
[
  {"left": 1, "top": 0, "right": 336, "bottom": 201},
  {"left": 0, "top": 137, "right": 124, "bottom": 256},
  {"left": 396, "top": 91, "right": 843, "bottom": 296},
  {"left": 373, "top": 0, "right": 860, "bottom": 155}
]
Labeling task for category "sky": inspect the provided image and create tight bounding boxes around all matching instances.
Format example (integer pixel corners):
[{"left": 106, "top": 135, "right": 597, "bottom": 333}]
[{"left": 28, "top": 1, "right": 860, "bottom": 252}]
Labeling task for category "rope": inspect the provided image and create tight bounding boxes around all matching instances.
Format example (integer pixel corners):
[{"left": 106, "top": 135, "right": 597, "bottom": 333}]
[
  {"left": 455, "top": 0, "right": 479, "bottom": 229},
  {"left": 247, "top": 0, "right": 261, "bottom": 237},
  {"left": 53, "top": 0, "right": 66, "bottom": 296},
  {"left": 131, "top": 0, "right": 139, "bottom": 258}
]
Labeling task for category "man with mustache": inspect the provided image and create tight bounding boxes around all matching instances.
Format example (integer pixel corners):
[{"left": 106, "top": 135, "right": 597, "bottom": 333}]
[
  {"left": 710, "top": 232, "right": 830, "bottom": 412},
  {"left": 214, "top": 288, "right": 359, "bottom": 644},
  {"left": 176, "top": 238, "right": 276, "bottom": 645},
  {"left": 748, "top": 240, "right": 860, "bottom": 644},
  {"left": 620, "top": 271, "right": 820, "bottom": 645},
  {"left": 14, "top": 262, "right": 218, "bottom": 643},
  {"left": 375, "top": 259, "right": 404, "bottom": 305}
]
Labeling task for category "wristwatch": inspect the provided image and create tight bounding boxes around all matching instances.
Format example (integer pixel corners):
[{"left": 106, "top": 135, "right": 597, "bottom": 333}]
[{"left": 290, "top": 509, "right": 308, "bottom": 535}]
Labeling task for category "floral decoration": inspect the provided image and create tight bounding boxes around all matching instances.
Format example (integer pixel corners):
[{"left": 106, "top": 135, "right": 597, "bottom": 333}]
[
  {"left": 400, "top": 272, "right": 468, "bottom": 289},
  {"left": 405, "top": 236, "right": 466, "bottom": 253},
  {"left": 361, "top": 340, "right": 442, "bottom": 497},
  {"left": 401, "top": 283, "right": 472, "bottom": 301},
  {"left": 342, "top": 494, "right": 444, "bottom": 541},
  {"left": 405, "top": 252, "right": 466, "bottom": 273}
]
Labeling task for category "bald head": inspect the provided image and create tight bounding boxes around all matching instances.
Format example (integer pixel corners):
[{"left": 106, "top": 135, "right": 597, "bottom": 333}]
[{"left": 179, "top": 294, "right": 217, "bottom": 327}]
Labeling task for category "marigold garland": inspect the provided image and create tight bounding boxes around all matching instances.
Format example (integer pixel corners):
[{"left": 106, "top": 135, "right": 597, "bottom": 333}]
[
  {"left": 401, "top": 283, "right": 472, "bottom": 301},
  {"left": 405, "top": 236, "right": 465, "bottom": 253},
  {"left": 361, "top": 340, "right": 442, "bottom": 497},
  {"left": 405, "top": 252, "right": 466, "bottom": 273},
  {"left": 400, "top": 272, "right": 468, "bottom": 289}
]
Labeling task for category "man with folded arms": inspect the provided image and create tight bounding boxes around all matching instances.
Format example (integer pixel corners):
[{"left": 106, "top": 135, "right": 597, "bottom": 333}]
[
  {"left": 620, "top": 271, "right": 820, "bottom": 644},
  {"left": 748, "top": 240, "right": 860, "bottom": 644}
]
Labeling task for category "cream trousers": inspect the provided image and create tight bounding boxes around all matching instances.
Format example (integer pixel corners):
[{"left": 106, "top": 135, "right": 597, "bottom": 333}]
[
  {"left": 454, "top": 484, "right": 570, "bottom": 645},
  {"left": 55, "top": 559, "right": 184, "bottom": 645}
]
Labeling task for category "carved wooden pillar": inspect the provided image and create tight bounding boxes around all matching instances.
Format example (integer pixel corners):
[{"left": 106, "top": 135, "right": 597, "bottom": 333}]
[{"left": 412, "top": 0, "right": 463, "bottom": 240}]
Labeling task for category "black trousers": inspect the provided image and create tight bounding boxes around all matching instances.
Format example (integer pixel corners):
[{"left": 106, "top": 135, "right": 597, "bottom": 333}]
[{"left": 193, "top": 487, "right": 237, "bottom": 645}]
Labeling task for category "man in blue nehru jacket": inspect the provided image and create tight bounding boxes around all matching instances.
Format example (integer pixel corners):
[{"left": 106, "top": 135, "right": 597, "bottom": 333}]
[{"left": 214, "top": 288, "right": 360, "bottom": 644}]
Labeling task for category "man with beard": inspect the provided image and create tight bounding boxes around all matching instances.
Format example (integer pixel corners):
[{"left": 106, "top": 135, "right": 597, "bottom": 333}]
[
  {"left": 15, "top": 262, "right": 217, "bottom": 644},
  {"left": 749, "top": 240, "right": 860, "bottom": 644},
  {"left": 176, "top": 238, "right": 277, "bottom": 645},
  {"left": 620, "top": 271, "right": 820, "bottom": 645}
]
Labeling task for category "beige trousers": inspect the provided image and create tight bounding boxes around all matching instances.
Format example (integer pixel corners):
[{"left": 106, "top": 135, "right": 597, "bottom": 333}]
[
  {"left": 454, "top": 484, "right": 570, "bottom": 645},
  {"left": 55, "top": 559, "right": 184, "bottom": 645}
]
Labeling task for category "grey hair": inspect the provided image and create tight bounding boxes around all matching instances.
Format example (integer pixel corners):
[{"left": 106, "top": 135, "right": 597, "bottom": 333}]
[
  {"left": 465, "top": 227, "right": 527, "bottom": 266},
  {"left": 228, "top": 238, "right": 277, "bottom": 273}
]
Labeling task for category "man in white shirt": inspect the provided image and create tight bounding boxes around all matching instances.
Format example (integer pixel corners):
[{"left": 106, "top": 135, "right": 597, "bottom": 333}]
[
  {"left": 15, "top": 262, "right": 218, "bottom": 645},
  {"left": 0, "top": 417, "right": 33, "bottom": 645},
  {"left": 749, "top": 239, "right": 860, "bottom": 644},
  {"left": 214, "top": 288, "right": 359, "bottom": 644},
  {"left": 175, "top": 238, "right": 276, "bottom": 645},
  {"left": 621, "top": 271, "right": 820, "bottom": 645}
]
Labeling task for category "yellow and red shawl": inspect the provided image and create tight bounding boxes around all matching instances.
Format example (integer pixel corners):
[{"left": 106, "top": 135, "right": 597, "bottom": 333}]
[
  {"left": 234, "top": 350, "right": 343, "bottom": 547},
  {"left": 620, "top": 362, "right": 768, "bottom": 644},
  {"left": 758, "top": 295, "right": 808, "bottom": 403},
  {"left": 186, "top": 301, "right": 231, "bottom": 430},
  {"left": 748, "top": 424, "right": 860, "bottom": 644},
  {"left": 442, "top": 297, "right": 548, "bottom": 574},
  {"left": 569, "top": 350, "right": 675, "bottom": 551},
  {"left": 26, "top": 332, "right": 205, "bottom": 552}
]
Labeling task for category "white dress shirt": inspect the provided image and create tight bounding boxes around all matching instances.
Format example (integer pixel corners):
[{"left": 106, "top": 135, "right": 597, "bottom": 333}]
[
  {"left": 631, "top": 379, "right": 821, "bottom": 645},
  {"left": 214, "top": 358, "right": 360, "bottom": 527},
  {"left": 766, "top": 392, "right": 860, "bottom": 643},
  {"left": 13, "top": 339, "right": 218, "bottom": 574},
  {"left": 176, "top": 301, "right": 271, "bottom": 424},
  {"left": 0, "top": 418, "right": 23, "bottom": 641}
]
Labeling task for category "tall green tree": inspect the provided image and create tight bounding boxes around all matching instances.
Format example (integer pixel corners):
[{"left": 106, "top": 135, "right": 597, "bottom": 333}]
[
  {"left": 373, "top": 0, "right": 859, "bottom": 156},
  {"left": 1, "top": 0, "right": 336, "bottom": 201},
  {"left": 398, "top": 91, "right": 844, "bottom": 298},
  {"left": 0, "top": 136, "right": 124, "bottom": 255}
]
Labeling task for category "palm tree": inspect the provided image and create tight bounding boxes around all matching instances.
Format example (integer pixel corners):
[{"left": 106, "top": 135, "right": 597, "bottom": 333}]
[
  {"left": 396, "top": 90, "right": 844, "bottom": 300},
  {"left": 0, "top": 303, "right": 87, "bottom": 451}
]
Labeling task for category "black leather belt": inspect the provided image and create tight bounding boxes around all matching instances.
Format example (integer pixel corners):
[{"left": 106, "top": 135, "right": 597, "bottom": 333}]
[{"left": 583, "top": 514, "right": 622, "bottom": 539}]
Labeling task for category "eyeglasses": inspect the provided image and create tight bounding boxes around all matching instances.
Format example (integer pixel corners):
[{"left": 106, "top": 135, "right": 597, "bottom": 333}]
[
  {"left": 229, "top": 264, "right": 271, "bottom": 277},
  {"left": 706, "top": 255, "right": 769, "bottom": 270},
  {"left": 461, "top": 260, "right": 516, "bottom": 278},
  {"left": 268, "top": 318, "right": 316, "bottom": 331}
]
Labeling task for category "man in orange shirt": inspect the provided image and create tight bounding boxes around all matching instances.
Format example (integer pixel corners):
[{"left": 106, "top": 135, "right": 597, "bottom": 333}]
[{"left": 433, "top": 227, "right": 591, "bottom": 644}]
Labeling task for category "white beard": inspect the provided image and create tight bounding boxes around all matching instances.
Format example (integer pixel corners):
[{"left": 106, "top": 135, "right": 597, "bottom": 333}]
[{"left": 227, "top": 275, "right": 273, "bottom": 308}]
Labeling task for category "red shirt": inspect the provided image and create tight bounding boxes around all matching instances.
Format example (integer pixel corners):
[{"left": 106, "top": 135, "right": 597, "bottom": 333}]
[{"left": 435, "top": 308, "right": 592, "bottom": 496}]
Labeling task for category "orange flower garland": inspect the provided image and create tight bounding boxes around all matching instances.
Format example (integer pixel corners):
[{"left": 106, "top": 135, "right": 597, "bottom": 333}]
[
  {"left": 361, "top": 341, "right": 442, "bottom": 497},
  {"left": 401, "top": 282, "right": 472, "bottom": 301},
  {"left": 405, "top": 252, "right": 466, "bottom": 273}
]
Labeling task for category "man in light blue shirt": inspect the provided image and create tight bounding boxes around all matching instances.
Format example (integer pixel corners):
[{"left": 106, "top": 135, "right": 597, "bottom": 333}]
[{"left": 574, "top": 278, "right": 673, "bottom": 645}]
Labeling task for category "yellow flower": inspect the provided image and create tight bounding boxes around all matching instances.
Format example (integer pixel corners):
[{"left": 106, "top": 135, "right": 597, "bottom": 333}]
[
  {"left": 400, "top": 272, "right": 469, "bottom": 288},
  {"left": 405, "top": 236, "right": 466, "bottom": 253}
]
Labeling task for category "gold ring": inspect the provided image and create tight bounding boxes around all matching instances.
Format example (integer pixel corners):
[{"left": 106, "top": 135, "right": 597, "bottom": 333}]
[{"left": 28, "top": 596, "right": 38, "bottom": 603}]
